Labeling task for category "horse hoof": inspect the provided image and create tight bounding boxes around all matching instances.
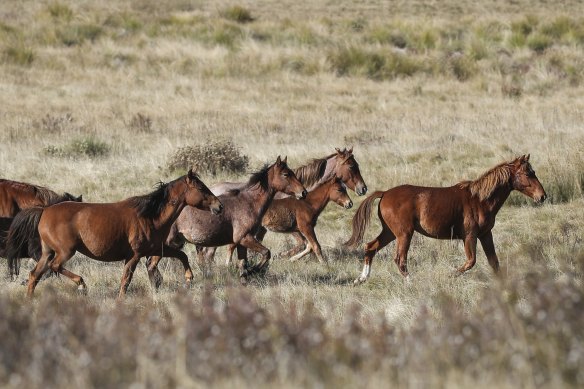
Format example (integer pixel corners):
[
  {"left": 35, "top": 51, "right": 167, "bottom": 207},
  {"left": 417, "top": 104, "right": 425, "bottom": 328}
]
[
  {"left": 77, "top": 285, "right": 88, "bottom": 295},
  {"left": 353, "top": 277, "right": 364, "bottom": 286}
]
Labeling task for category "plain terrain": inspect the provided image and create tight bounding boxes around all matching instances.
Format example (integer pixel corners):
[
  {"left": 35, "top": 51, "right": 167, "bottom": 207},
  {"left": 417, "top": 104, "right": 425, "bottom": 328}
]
[{"left": 0, "top": 1, "right": 583, "bottom": 387}]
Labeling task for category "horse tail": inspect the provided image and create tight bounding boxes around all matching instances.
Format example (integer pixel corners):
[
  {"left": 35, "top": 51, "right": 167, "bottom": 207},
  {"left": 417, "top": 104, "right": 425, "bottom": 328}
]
[
  {"left": 6, "top": 207, "right": 44, "bottom": 277},
  {"left": 344, "top": 191, "right": 385, "bottom": 248}
]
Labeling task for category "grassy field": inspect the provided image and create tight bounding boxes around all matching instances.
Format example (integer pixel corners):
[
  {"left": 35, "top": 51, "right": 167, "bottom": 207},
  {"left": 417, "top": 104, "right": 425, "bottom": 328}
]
[{"left": 1, "top": 1, "right": 583, "bottom": 387}]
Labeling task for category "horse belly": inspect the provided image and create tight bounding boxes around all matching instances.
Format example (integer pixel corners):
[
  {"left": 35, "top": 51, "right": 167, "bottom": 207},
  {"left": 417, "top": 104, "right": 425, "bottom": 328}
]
[{"left": 262, "top": 207, "right": 296, "bottom": 233}]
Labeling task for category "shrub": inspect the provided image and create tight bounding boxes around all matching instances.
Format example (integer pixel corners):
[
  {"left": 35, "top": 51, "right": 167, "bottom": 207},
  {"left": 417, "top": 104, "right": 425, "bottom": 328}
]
[
  {"left": 446, "top": 53, "right": 476, "bottom": 81},
  {"left": 47, "top": 2, "right": 73, "bottom": 22},
  {"left": 167, "top": 141, "right": 249, "bottom": 176},
  {"left": 220, "top": 5, "right": 254, "bottom": 24},
  {"left": 57, "top": 23, "right": 103, "bottom": 46},
  {"left": 44, "top": 137, "right": 111, "bottom": 158}
]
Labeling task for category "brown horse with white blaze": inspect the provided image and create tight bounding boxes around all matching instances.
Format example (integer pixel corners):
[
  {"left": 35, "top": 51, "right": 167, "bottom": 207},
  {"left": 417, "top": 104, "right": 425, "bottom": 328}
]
[
  {"left": 345, "top": 155, "right": 546, "bottom": 284},
  {"left": 5, "top": 170, "right": 222, "bottom": 297}
]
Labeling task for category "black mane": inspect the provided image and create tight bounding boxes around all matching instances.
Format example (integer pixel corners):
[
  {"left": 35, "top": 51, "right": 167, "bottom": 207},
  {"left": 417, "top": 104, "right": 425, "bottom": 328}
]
[
  {"left": 246, "top": 164, "right": 271, "bottom": 191},
  {"left": 128, "top": 181, "right": 171, "bottom": 218}
]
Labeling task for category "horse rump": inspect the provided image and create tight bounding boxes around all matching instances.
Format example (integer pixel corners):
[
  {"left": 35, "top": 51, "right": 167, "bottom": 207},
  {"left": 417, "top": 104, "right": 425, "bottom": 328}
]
[{"left": 5, "top": 208, "right": 44, "bottom": 277}]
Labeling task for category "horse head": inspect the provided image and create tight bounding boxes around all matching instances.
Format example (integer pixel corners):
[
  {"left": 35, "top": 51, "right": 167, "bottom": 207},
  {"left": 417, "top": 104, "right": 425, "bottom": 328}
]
[
  {"left": 271, "top": 156, "right": 307, "bottom": 199},
  {"left": 329, "top": 177, "right": 353, "bottom": 209},
  {"left": 184, "top": 169, "right": 223, "bottom": 214},
  {"left": 511, "top": 154, "right": 547, "bottom": 204},
  {"left": 334, "top": 147, "right": 367, "bottom": 196}
]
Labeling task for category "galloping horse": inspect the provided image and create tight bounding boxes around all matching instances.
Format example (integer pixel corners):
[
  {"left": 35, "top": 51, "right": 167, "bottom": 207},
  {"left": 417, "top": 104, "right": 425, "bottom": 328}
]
[
  {"left": 0, "top": 179, "right": 82, "bottom": 277},
  {"left": 205, "top": 147, "right": 367, "bottom": 264},
  {"left": 0, "top": 178, "right": 81, "bottom": 217},
  {"left": 6, "top": 170, "right": 222, "bottom": 297},
  {"left": 345, "top": 155, "right": 547, "bottom": 284},
  {"left": 232, "top": 177, "right": 353, "bottom": 264},
  {"left": 145, "top": 156, "right": 306, "bottom": 284}
]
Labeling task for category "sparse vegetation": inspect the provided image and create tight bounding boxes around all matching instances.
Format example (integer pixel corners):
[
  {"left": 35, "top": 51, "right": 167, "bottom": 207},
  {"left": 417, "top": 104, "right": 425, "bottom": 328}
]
[{"left": 1, "top": 1, "right": 583, "bottom": 387}]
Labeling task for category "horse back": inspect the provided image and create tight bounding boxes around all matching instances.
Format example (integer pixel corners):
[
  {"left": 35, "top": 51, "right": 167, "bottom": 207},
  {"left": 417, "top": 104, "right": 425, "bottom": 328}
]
[{"left": 380, "top": 184, "right": 468, "bottom": 239}]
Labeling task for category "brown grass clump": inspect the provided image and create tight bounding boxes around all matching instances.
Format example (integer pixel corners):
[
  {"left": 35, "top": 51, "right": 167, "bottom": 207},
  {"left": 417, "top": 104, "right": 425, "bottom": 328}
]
[{"left": 167, "top": 140, "right": 249, "bottom": 176}]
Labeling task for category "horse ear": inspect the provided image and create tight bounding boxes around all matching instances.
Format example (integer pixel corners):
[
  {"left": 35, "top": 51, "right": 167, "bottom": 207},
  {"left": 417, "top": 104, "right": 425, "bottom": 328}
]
[
  {"left": 77, "top": 195, "right": 83, "bottom": 202},
  {"left": 187, "top": 168, "right": 197, "bottom": 180},
  {"left": 276, "top": 155, "right": 282, "bottom": 165},
  {"left": 525, "top": 154, "right": 530, "bottom": 161},
  {"left": 348, "top": 147, "right": 353, "bottom": 154},
  {"left": 283, "top": 156, "right": 287, "bottom": 164}
]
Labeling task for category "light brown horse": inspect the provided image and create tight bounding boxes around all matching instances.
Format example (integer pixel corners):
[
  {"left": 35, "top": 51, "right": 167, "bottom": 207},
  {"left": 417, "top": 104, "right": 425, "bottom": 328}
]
[
  {"left": 146, "top": 156, "right": 306, "bottom": 284},
  {"left": 345, "top": 155, "right": 547, "bottom": 284},
  {"left": 5, "top": 170, "right": 222, "bottom": 297},
  {"left": 0, "top": 178, "right": 81, "bottom": 217},
  {"left": 229, "top": 177, "right": 352, "bottom": 265}
]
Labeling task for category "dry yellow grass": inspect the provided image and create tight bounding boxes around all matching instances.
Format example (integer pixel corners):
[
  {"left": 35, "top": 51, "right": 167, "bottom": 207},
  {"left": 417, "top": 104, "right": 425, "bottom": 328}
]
[{"left": 1, "top": 0, "right": 583, "bottom": 387}]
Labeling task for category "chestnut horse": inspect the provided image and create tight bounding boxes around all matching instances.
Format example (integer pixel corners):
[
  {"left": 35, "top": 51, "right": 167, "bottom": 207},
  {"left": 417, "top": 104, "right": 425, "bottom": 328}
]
[
  {"left": 0, "top": 178, "right": 81, "bottom": 217},
  {"left": 0, "top": 179, "right": 82, "bottom": 278},
  {"left": 227, "top": 177, "right": 353, "bottom": 265},
  {"left": 6, "top": 170, "right": 222, "bottom": 297},
  {"left": 345, "top": 155, "right": 547, "bottom": 284},
  {"left": 145, "top": 156, "right": 306, "bottom": 284}
]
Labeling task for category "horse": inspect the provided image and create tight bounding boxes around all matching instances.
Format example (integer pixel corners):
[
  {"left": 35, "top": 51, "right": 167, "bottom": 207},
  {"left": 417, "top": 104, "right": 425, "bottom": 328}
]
[
  {"left": 227, "top": 177, "right": 353, "bottom": 265},
  {"left": 204, "top": 147, "right": 367, "bottom": 264},
  {"left": 5, "top": 169, "right": 223, "bottom": 297},
  {"left": 211, "top": 148, "right": 367, "bottom": 197},
  {"left": 0, "top": 178, "right": 82, "bottom": 217},
  {"left": 345, "top": 155, "right": 547, "bottom": 285},
  {"left": 145, "top": 156, "right": 306, "bottom": 285},
  {"left": 0, "top": 180, "right": 82, "bottom": 278}
]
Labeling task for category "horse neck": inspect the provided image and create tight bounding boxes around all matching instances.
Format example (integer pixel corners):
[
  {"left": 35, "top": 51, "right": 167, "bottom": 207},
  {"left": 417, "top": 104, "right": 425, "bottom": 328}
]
[
  {"left": 151, "top": 187, "right": 187, "bottom": 231},
  {"left": 244, "top": 182, "right": 276, "bottom": 218},
  {"left": 482, "top": 183, "right": 513, "bottom": 215},
  {"left": 305, "top": 182, "right": 332, "bottom": 215}
]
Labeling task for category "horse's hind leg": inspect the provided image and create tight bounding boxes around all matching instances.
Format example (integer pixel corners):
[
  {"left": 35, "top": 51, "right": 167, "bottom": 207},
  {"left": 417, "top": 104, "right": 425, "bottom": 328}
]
[
  {"left": 239, "top": 234, "right": 271, "bottom": 275},
  {"left": 394, "top": 233, "right": 413, "bottom": 279},
  {"left": 354, "top": 227, "right": 395, "bottom": 285},
  {"left": 27, "top": 243, "right": 54, "bottom": 297},
  {"left": 48, "top": 248, "right": 86, "bottom": 293},
  {"left": 159, "top": 245, "right": 194, "bottom": 287}
]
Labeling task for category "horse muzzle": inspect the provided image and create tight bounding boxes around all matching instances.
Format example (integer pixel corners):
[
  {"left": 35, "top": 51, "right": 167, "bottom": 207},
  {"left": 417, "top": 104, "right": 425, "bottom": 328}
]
[
  {"left": 296, "top": 189, "right": 308, "bottom": 200},
  {"left": 211, "top": 202, "right": 224, "bottom": 215},
  {"left": 535, "top": 193, "right": 547, "bottom": 204},
  {"left": 345, "top": 200, "right": 353, "bottom": 209},
  {"left": 356, "top": 184, "right": 367, "bottom": 196}
]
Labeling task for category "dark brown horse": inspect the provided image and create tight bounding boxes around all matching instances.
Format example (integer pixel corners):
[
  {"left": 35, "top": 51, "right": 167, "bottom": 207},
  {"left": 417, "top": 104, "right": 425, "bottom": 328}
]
[
  {"left": 0, "top": 178, "right": 81, "bottom": 217},
  {"left": 145, "top": 157, "right": 306, "bottom": 284},
  {"left": 208, "top": 148, "right": 367, "bottom": 263},
  {"left": 345, "top": 155, "right": 547, "bottom": 284},
  {"left": 227, "top": 177, "right": 353, "bottom": 265},
  {"left": 6, "top": 170, "right": 222, "bottom": 297}
]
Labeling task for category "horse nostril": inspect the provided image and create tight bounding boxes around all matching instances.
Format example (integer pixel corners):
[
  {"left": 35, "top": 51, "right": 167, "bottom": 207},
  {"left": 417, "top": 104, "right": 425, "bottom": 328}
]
[
  {"left": 362, "top": 185, "right": 367, "bottom": 195},
  {"left": 302, "top": 189, "right": 308, "bottom": 198}
]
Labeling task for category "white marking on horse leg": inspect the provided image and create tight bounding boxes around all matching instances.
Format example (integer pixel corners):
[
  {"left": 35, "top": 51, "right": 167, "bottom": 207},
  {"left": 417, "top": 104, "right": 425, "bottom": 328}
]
[
  {"left": 290, "top": 245, "right": 311, "bottom": 262},
  {"left": 354, "top": 263, "right": 371, "bottom": 285}
]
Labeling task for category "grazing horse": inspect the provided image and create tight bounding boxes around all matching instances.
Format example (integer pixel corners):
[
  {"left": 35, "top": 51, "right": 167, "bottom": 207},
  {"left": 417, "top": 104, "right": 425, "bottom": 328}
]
[
  {"left": 0, "top": 178, "right": 81, "bottom": 217},
  {"left": 345, "top": 155, "right": 547, "bottom": 285},
  {"left": 5, "top": 170, "right": 222, "bottom": 297},
  {"left": 255, "top": 177, "right": 353, "bottom": 264},
  {"left": 145, "top": 156, "right": 306, "bottom": 284},
  {"left": 0, "top": 179, "right": 82, "bottom": 278}
]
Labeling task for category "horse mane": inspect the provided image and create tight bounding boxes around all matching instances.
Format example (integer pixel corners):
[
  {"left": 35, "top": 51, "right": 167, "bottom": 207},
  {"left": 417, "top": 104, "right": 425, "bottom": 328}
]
[
  {"left": 458, "top": 161, "right": 513, "bottom": 201},
  {"left": 245, "top": 164, "right": 271, "bottom": 191},
  {"left": 1, "top": 179, "right": 64, "bottom": 206},
  {"left": 292, "top": 153, "right": 335, "bottom": 188},
  {"left": 128, "top": 181, "right": 171, "bottom": 218}
]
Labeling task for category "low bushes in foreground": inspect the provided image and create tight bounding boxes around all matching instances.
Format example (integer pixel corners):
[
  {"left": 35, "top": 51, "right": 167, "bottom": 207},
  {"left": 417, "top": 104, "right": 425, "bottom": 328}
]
[{"left": 0, "top": 258, "right": 582, "bottom": 388}]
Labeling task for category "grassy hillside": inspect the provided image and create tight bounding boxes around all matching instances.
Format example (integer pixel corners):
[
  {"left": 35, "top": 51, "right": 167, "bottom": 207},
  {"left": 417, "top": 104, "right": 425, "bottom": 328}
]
[{"left": 1, "top": 1, "right": 583, "bottom": 387}]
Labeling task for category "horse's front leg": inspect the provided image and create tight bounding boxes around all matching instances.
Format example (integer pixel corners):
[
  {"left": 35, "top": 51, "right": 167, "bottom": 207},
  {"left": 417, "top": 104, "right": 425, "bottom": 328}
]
[
  {"left": 239, "top": 234, "right": 271, "bottom": 275},
  {"left": 479, "top": 231, "right": 500, "bottom": 274},
  {"left": 145, "top": 256, "right": 164, "bottom": 290},
  {"left": 457, "top": 234, "right": 478, "bottom": 274},
  {"left": 119, "top": 254, "right": 141, "bottom": 299}
]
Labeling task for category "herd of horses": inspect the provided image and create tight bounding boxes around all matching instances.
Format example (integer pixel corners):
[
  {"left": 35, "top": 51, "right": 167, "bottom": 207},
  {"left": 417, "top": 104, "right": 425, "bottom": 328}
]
[{"left": 0, "top": 149, "right": 546, "bottom": 298}]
